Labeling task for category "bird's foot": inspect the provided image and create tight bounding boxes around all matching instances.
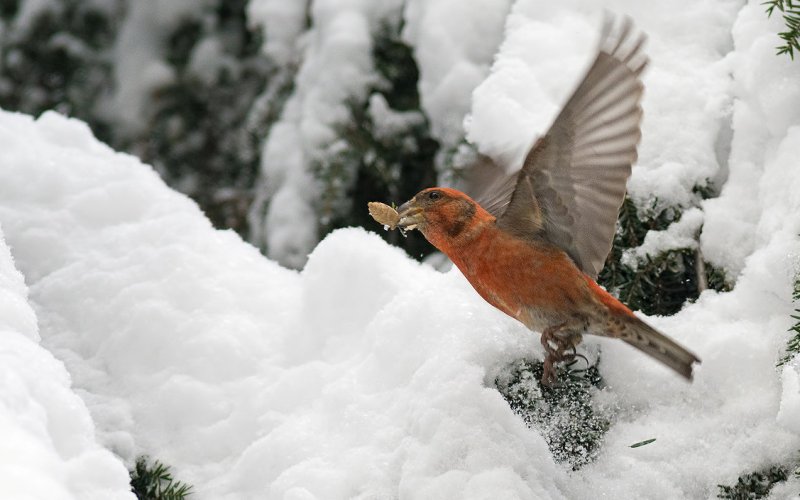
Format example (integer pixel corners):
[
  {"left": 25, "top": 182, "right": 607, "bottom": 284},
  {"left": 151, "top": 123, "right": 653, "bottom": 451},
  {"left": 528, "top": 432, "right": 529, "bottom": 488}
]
[
  {"left": 541, "top": 348, "right": 574, "bottom": 385},
  {"left": 562, "top": 346, "right": 590, "bottom": 370},
  {"left": 540, "top": 326, "right": 590, "bottom": 385},
  {"left": 540, "top": 323, "right": 569, "bottom": 385},
  {"left": 541, "top": 348, "right": 592, "bottom": 386},
  {"left": 540, "top": 322, "right": 566, "bottom": 357}
]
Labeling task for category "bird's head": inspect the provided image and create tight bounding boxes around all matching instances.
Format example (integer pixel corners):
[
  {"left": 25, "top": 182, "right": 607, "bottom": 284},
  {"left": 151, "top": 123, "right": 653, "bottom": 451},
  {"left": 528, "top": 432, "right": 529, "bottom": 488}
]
[{"left": 397, "top": 188, "right": 492, "bottom": 248}]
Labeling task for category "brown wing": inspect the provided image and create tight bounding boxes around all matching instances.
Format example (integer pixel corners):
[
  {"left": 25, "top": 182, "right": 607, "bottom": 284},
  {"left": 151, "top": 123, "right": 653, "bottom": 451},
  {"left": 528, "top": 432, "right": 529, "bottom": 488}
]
[
  {"left": 455, "top": 152, "right": 519, "bottom": 218},
  {"left": 466, "top": 16, "right": 648, "bottom": 278}
]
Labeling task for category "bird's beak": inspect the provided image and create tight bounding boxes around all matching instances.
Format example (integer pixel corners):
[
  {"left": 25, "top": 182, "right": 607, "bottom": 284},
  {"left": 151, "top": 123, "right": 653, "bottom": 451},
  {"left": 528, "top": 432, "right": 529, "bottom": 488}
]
[{"left": 397, "top": 199, "right": 424, "bottom": 231}]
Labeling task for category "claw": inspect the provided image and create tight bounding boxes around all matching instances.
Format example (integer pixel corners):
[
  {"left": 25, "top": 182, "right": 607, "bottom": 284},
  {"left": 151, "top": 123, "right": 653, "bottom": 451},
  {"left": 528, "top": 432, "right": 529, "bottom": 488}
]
[
  {"left": 563, "top": 345, "right": 590, "bottom": 368},
  {"left": 572, "top": 352, "right": 590, "bottom": 367}
]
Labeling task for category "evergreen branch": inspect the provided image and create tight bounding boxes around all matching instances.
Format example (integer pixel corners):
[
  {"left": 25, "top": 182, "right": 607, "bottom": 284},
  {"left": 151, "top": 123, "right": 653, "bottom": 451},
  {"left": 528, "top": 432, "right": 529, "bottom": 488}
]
[
  {"left": 717, "top": 465, "right": 789, "bottom": 499},
  {"left": 130, "top": 457, "right": 193, "bottom": 500},
  {"left": 778, "top": 275, "right": 800, "bottom": 365},
  {"left": 495, "top": 356, "right": 608, "bottom": 470},
  {"left": 311, "top": 19, "right": 438, "bottom": 259},
  {"left": 764, "top": 0, "right": 800, "bottom": 59}
]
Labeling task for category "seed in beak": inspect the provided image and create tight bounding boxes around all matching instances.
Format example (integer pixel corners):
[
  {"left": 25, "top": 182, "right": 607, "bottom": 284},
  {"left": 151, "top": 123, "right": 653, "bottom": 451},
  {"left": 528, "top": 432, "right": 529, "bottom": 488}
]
[
  {"left": 368, "top": 202, "right": 400, "bottom": 230},
  {"left": 397, "top": 202, "right": 424, "bottom": 232}
]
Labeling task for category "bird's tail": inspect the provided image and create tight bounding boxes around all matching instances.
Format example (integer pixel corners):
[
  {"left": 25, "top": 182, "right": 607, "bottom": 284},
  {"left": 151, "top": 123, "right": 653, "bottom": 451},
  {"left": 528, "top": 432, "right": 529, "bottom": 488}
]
[{"left": 618, "top": 315, "right": 701, "bottom": 380}]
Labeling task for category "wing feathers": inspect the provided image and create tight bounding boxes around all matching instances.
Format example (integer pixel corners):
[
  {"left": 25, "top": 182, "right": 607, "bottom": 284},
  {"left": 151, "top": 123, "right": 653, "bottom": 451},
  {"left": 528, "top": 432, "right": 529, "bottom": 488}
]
[
  {"left": 455, "top": 153, "right": 518, "bottom": 218},
  {"left": 496, "top": 16, "right": 647, "bottom": 278},
  {"left": 579, "top": 118, "right": 641, "bottom": 148},
  {"left": 575, "top": 83, "right": 642, "bottom": 129}
]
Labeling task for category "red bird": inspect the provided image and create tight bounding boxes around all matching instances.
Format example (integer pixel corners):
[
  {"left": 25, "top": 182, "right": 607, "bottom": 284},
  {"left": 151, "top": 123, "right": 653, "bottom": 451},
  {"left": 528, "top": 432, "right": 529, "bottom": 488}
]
[{"left": 395, "top": 18, "right": 700, "bottom": 384}]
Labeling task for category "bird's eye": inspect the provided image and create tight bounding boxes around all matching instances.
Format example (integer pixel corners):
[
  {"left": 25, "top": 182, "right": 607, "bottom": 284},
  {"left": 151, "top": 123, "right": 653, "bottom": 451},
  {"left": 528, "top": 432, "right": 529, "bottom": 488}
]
[{"left": 428, "top": 191, "right": 441, "bottom": 201}]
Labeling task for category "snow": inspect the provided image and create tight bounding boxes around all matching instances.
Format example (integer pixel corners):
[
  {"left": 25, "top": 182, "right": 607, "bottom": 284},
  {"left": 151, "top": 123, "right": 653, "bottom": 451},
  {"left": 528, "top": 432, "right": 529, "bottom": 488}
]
[
  {"left": 403, "top": 0, "right": 512, "bottom": 152},
  {"left": 252, "top": 0, "right": 405, "bottom": 268},
  {"left": 101, "top": 0, "right": 214, "bottom": 135},
  {"left": 1, "top": 0, "right": 800, "bottom": 498},
  {"left": 368, "top": 93, "right": 425, "bottom": 140},
  {"left": 778, "top": 359, "right": 800, "bottom": 435},
  {"left": 187, "top": 36, "right": 239, "bottom": 86},
  {"left": 622, "top": 208, "right": 703, "bottom": 267},
  {"left": 0, "top": 110, "right": 303, "bottom": 493},
  {"left": 252, "top": 0, "right": 512, "bottom": 267},
  {"left": 702, "top": 1, "right": 800, "bottom": 277},
  {"left": 247, "top": 0, "right": 308, "bottom": 65},
  {"left": 0, "top": 220, "right": 133, "bottom": 499}
]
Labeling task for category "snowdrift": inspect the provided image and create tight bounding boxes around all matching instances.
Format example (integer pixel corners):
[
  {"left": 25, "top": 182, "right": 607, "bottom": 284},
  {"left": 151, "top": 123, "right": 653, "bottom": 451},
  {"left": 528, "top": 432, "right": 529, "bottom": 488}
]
[
  {"left": 0, "top": 1, "right": 799, "bottom": 498},
  {"left": 0, "top": 216, "right": 133, "bottom": 498}
]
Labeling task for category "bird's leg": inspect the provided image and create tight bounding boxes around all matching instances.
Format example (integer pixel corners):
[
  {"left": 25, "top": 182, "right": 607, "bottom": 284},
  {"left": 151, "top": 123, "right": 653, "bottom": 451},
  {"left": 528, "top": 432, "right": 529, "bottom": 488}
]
[
  {"left": 540, "top": 322, "right": 565, "bottom": 356},
  {"left": 540, "top": 323, "right": 567, "bottom": 385}
]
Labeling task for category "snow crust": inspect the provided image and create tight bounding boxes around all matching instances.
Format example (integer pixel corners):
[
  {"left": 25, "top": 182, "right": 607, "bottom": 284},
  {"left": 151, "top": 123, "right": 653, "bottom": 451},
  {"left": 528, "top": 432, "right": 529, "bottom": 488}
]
[{"left": 1, "top": 0, "right": 800, "bottom": 498}]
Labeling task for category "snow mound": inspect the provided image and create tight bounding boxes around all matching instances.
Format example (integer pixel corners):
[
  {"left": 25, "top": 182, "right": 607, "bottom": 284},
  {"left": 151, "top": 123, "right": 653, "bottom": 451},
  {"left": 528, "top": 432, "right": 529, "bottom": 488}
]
[
  {"left": 0, "top": 225, "right": 132, "bottom": 499},
  {"left": 0, "top": 110, "right": 301, "bottom": 494}
]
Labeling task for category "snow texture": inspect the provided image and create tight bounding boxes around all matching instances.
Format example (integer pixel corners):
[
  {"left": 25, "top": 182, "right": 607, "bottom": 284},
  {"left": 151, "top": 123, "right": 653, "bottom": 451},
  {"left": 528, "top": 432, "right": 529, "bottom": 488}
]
[
  {"left": 622, "top": 208, "right": 704, "bottom": 268},
  {"left": 1, "top": 0, "right": 800, "bottom": 498},
  {"left": 701, "top": 1, "right": 800, "bottom": 278},
  {"left": 0, "top": 214, "right": 133, "bottom": 498},
  {"left": 403, "top": 0, "right": 512, "bottom": 151}
]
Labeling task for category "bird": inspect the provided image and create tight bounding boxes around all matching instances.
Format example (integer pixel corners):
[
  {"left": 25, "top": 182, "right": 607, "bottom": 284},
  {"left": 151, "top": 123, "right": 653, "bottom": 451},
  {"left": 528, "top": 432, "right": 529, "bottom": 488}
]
[{"left": 392, "top": 17, "right": 701, "bottom": 384}]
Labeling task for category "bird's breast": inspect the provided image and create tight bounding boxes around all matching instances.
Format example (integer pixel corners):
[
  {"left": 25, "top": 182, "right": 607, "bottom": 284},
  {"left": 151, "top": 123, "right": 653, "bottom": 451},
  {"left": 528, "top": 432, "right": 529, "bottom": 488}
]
[{"left": 449, "top": 228, "right": 592, "bottom": 329}]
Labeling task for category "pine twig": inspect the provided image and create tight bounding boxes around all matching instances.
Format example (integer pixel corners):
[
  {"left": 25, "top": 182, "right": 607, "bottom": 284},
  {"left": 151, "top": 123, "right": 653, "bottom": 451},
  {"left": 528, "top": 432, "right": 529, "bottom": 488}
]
[{"left": 764, "top": 0, "right": 800, "bottom": 59}]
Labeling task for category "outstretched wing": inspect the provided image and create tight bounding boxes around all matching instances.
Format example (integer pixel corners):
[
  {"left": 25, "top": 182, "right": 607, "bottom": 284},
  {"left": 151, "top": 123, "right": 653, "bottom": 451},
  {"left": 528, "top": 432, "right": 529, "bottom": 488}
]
[
  {"left": 455, "top": 152, "right": 519, "bottom": 218},
  {"left": 466, "top": 17, "right": 648, "bottom": 278}
]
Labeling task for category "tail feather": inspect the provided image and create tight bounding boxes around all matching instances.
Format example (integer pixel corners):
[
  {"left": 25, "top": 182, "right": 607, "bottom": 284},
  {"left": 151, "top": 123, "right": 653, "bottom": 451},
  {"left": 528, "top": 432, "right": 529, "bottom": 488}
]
[{"left": 619, "top": 316, "right": 701, "bottom": 380}]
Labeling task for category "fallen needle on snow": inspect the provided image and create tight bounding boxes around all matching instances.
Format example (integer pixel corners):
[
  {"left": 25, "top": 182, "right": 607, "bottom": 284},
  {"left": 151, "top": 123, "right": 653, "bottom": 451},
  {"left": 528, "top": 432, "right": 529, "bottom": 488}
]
[{"left": 629, "top": 438, "right": 657, "bottom": 448}]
